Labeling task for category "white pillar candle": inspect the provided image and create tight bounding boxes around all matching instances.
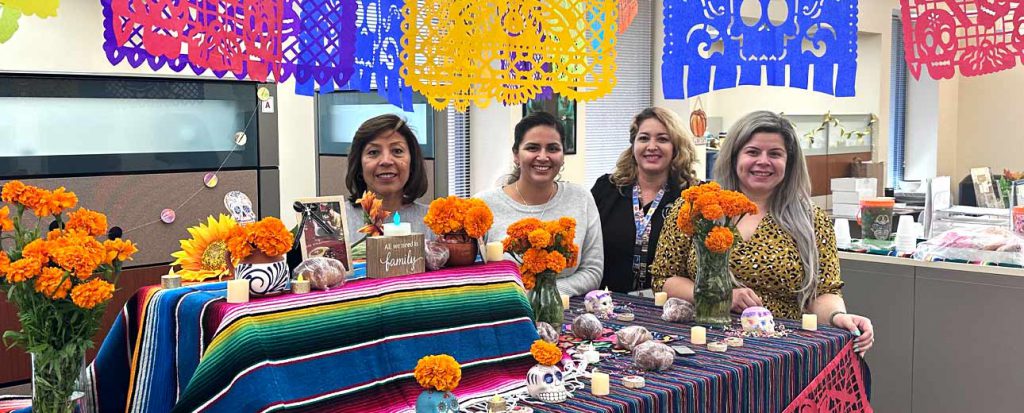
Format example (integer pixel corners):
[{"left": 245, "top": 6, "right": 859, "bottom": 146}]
[
  {"left": 161, "top": 267, "right": 181, "bottom": 289},
  {"left": 560, "top": 293, "right": 571, "bottom": 309},
  {"left": 802, "top": 314, "right": 818, "bottom": 331},
  {"left": 690, "top": 326, "right": 707, "bottom": 345},
  {"left": 382, "top": 211, "right": 412, "bottom": 236},
  {"left": 292, "top": 274, "right": 310, "bottom": 294},
  {"left": 484, "top": 242, "right": 504, "bottom": 262},
  {"left": 226, "top": 279, "right": 250, "bottom": 303},
  {"left": 591, "top": 370, "right": 610, "bottom": 396},
  {"left": 654, "top": 292, "right": 668, "bottom": 306}
]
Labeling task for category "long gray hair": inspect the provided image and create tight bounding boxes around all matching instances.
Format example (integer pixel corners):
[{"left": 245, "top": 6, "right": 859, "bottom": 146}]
[{"left": 713, "top": 111, "right": 819, "bottom": 310}]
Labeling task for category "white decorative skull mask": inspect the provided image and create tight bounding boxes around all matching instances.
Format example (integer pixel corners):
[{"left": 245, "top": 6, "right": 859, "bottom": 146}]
[
  {"left": 741, "top": 306, "right": 776, "bottom": 334},
  {"left": 527, "top": 364, "right": 568, "bottom": 403},
  {"left": 584, "top": 290, "right": 614, "bottom": 317}
]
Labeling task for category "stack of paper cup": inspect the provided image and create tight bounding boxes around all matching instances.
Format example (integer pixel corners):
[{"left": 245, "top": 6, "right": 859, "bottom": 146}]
[
  {"left": 834, "top": 218, "right": 852, "bottom": 249},
  {"left": 894, "top": 215, "right": 917, "bottom": 254}
]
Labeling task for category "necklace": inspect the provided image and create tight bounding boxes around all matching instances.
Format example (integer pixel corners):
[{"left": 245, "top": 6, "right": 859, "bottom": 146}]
[{"left": 514, "top": 181, "right": 557, "bottom": 219}]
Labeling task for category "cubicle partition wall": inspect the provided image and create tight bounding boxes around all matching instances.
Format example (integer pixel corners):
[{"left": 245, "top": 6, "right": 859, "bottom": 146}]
[{"left": 0, "top": 74, "right": 279, "bottom": 385}]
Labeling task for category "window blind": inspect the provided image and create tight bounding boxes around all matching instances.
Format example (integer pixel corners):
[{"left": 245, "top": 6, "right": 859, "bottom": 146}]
[
  {"left": 447, "top": 103, "right": 472, "bottom": 197},
  {"left": 889, "top": 14, "right": 908, "bottom": 185},
  {"left": 583, "top": 0, "right": 653, "bottom": 189}
]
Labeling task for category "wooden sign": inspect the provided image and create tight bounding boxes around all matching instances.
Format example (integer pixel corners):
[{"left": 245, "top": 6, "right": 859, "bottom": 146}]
[{"left": 366, "top": 233, "right": 426, "bottom": 278}]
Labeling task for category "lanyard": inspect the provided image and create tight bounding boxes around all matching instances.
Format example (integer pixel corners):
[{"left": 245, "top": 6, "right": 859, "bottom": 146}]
[{"left": 631, "top": 184, "right": 665, "bottom": 290}]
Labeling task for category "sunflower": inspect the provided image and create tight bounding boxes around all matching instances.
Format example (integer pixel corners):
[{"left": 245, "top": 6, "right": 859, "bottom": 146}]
[{"left": 170, "top": 214, "right": 238, "bottom": 282}]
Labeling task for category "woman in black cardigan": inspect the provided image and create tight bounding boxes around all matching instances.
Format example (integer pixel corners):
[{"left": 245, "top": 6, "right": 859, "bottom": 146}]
[{"left": 591, "top": 107, "right": 699, "bottom": 293}]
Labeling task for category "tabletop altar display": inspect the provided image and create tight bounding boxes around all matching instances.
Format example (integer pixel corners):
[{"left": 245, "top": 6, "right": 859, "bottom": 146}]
[
  {"left": 413, "top": 354, "right": 462, "bottom": 413},
  {"left": 527, "top": 339, "right": 570, "bottom": 404},
  {"left": 584, "top": 289, "right": 614, "bottom": 318},
  {"left": 675, "top": 182, "right": 758, "bottom": 327},
  {"left": 424, "top": 196, "right": 494, "bottom": 266},
  {"left": 503, "top": 217, "right": 579, "bottom": 326},
  {"left": 170, "top": 214, "right": 238, "bottom": 282},
  {"left": 227, "top": 216, "right": 294, "bottom": 295},
  {"left": 0, "top": 181, "right": 138, "bottom": 413}
]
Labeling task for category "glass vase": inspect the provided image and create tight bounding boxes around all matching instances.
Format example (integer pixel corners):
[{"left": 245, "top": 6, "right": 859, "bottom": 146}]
[
  {"left": 528, "top": 271, "right": 564, "bottom": 326},
  {"left": 31, "top": 350, "right": 86, "bottom": 413},
  {"left": 693, "top": 241, "right": 733, "bottom": 327}
]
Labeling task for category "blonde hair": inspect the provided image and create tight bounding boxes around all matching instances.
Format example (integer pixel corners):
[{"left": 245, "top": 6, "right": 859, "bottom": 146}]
[
  {"left": 610, "top": 107, "right": 699, "bottom": 188},
  {"left": 713, "top": 111, "right": 819, "bottom": 310}
]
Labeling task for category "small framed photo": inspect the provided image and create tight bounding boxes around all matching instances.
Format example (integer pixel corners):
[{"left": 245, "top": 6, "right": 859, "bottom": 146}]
[{"left": 294, "top": 196, "right": 353, "bottom": 272}]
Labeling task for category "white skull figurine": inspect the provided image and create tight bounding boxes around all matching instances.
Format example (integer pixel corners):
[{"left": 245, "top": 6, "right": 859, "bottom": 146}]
[
  {"left": 584, "top": 290, "right": 614, "bottom": 317},
  {"left": 741, "top": 306, "right": 776, "bottom": 334},
  {"left": 527, "top": 364, "right": 568, "bottom": 403}
]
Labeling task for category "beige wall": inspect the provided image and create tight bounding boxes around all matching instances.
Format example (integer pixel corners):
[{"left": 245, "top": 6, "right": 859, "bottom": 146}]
[
  {"left": 955, "top": 70, "right": 1024, "bottom": 180},
  {"left": 0, "top": 1, "right": 323, "bottom": 229}
]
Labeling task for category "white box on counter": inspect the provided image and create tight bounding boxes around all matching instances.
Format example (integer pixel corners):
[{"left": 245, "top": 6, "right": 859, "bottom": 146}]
[
  {"left": 832, "top": 189, "right": 876, "bottom": 205},
  {"left": 831, "top": 177, "right": 877, "bottom": 192},
  {"left": 832, "top": 203, "right": 860, "bottom": 218}
]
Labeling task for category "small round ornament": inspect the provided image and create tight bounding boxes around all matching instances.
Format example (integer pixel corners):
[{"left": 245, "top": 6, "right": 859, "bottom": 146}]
[
  {"left": 203, "top": 172, "right": 218, "bottom": 188},
  {"left": 160, "top": 208, "right": 176, "bottom": 224},
  {"left": 233, "top": 131, "right": 248, "bottom": 146}
]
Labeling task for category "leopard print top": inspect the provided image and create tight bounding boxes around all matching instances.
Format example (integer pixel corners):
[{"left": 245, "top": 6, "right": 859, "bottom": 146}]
[{"left": 649, "top": 199, "right": 843, "bottom": 319}]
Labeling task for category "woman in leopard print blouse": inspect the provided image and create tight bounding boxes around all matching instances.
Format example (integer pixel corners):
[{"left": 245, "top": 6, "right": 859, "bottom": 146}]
[{"left": 650, "top": 111, "right": 875, "bottom": 355}]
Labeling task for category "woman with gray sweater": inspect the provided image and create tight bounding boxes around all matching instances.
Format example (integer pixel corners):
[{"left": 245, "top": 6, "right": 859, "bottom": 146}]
[{"left": 475, "top": 112, "right": 604, "bottom": 296}]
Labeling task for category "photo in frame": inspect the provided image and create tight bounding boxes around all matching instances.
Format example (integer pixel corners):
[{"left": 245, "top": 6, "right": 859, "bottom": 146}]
[{"left": 294, "top": 196, "right": 353, "bottom": 273}]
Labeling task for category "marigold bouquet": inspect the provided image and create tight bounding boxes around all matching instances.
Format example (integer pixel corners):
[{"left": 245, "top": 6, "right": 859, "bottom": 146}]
[
  {"left": 530, "top": 339, "right": 562, "bottom": 366},
  {"left": 0, "top": 181, "right": 138, "bottom": 412},
  {"left": 226, "top": 216, "right": 294, "bottom": 260},
  {"left": 503, "top": 217, "right": 578, "bottom": 325},
  {"left": 675, "top": 182, "right": 757, "bottom": 326},
  {"left": 423, "top": 196, "right": 494, "bottom": 242}
]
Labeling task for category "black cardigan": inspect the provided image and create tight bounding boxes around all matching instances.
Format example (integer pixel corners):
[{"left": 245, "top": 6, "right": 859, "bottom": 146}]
[{"left": 590, "top": 174, "right": 682, "bottom": 293}]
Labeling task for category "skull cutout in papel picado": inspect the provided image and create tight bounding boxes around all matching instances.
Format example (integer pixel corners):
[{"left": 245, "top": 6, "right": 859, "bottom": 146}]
[
  {"left": 662, "top": 0, "right": 859, "bottom": 98},
  {"left": 527, "top": 364, "right": 569, "bottom": 403}
]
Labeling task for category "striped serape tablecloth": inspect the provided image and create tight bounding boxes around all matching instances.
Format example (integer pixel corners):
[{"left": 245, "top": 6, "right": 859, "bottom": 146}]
[
  {"left": 517, "top": 293, "right": 872, "bottom": 413},
  {"left": 76, "top": 261, "right": 537, "bottom": 413}
]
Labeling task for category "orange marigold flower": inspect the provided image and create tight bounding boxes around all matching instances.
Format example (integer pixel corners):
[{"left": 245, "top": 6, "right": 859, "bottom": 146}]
[
  {"left": 70, "top": 278, "right": 115, "bottom": 309},
  {"left": 0, "top": 205, "right": 13, "bottom": 232},
  {"left": 530, "top": 339, "right": 562, "bottom": 366},
  {"left": 1, "top": 181, "right": 27, "bottom": 203},
  {"left": 521, "top": 248, "right": 549, "bottom": 275},
  {"left": 21, "top": 238, "right": 49, "bottom": 263},
  {"left": 705, "top": 226, "right": 735, "bottom": 253},
  {"left": 17, "top": 186, "right": 47, "bottom": 210},
  {"left": 506, "top": 217, "right": 543, "bottom": 239},
  {"left": 35, "top": 187, "right": 78, "bottom": 217},
  {"left": 66, "top": 209, "right": 109, "bottom": 237},
  {"left": 676, "top": 202, "right": 695, "bottom": 235},
  {"left": 413, "top": 354, "right": 462, "bottom": 392},
  {"left": 0, "top": 251, "right": 10, "bottom": 276},
  {"left": 7, "top": 257, "right": 43, "bottom": 282},
  {"left": 226, "top": 225, "right": 253, "bottom": 260},
  {"left": 701, "top": 203, "right": 725, "bottom": 221},
  {"left": 522, "top": 273, "right": 536, "bottom": 290},
  {"left": 682, "top": 182, "right": 720, "bottom": 203},
  {"left": 424, "top": 196, "right": 464, "bottom": 235},
  {"left": 463, "top": 202, "right": 493, "bottom": 239},
  {"left": 35, "top": 267, "right": 72, "bottom": 299},
  {"left": 51, "top": 244, "right": 102, "bottom": 279},
  {"left": 103, "top": 239, "right": 138, "bottom": 264},
  {"left": 565, "top": 244, "right": 580, "bottom": 268},
  {"left": 528, "top": 228, "right": 551, "bottom": 249},
  {"left": 546, "top": 250, "right": 567, "bottom": 273}
]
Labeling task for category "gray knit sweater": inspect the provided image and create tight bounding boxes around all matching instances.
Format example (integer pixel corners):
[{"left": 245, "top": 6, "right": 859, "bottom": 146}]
[{"left": 475, "top": 182, "right": 604, "bottom": 296}]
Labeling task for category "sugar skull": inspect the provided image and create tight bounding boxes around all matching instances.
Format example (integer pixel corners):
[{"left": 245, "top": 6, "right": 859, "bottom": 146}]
[
  {"left": 729, "top": 0, "right": 799, "bottom": 62},
  {"left": 414, "top": 389, "right": 459, "bottom": 412},
  {"left": 526, "top": 364, "right": 568, "bottom": 403},
  {"left": 584, "top": 290, "right": 614, "bottom": 317},
  {"left": 740, "top": 306, "right": 775, "bottom": 334}
]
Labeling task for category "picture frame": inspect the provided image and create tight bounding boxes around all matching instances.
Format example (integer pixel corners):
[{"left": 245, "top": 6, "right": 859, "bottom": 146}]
[
  {"left": 294, "top": 196, "right": 353, "bottom": 273},
  {"left": 523, "top": 92, "right": 577, "bottom": 154}
]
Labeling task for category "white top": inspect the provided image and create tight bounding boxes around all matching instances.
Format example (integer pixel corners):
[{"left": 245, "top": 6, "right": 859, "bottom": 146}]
[{"left": 475, "top": 181, "right": 604, "bottom": 296}]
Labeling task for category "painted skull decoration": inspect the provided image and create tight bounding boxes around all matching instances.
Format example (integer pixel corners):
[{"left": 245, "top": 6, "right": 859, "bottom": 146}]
[
  {"left": 526, "top": 363, "right": 568, "bottom": 403},
  {"left": 584, "top": 290, "right": 614, "bottom": 317},
  {"left": 740, "top": 306, "right": 776, "bottom": 334}
]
